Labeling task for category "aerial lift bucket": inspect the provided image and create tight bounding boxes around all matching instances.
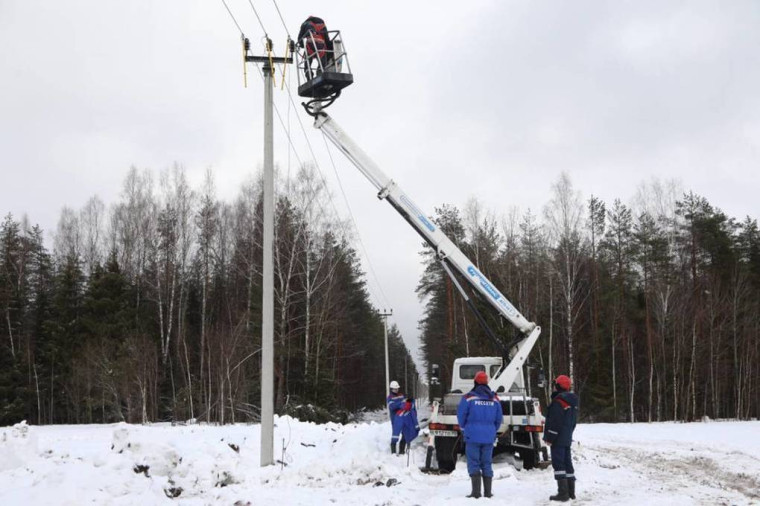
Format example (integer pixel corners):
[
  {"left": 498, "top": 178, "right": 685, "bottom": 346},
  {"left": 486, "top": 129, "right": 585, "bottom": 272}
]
[{"left": 296, "top": 30, "right": 354, "bottom": 101}]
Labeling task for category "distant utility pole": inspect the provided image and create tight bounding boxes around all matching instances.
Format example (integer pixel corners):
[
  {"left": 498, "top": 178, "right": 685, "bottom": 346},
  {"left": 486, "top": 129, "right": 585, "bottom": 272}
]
[
  {"left": 404, "top": 354, "right": 408, "bottom": 394},
  {"left": 243, "top": 36, "right": 292, "bottom": 468},
  {"left": 379, "top": 309, "right": 393, "bottom": 397}
]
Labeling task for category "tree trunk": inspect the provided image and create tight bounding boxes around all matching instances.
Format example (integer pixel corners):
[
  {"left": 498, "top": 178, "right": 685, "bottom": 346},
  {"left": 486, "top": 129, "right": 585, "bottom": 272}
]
[
  {"left": 548, "top": 276, "right": 553, "bottom": 399},
  {"left": 201, "top": 250, "right": 209, "bottom": 421},
  {"left": 305, "top": 251, "right": 311, "bottom": 376},
  {"left": 612, "top": 321, "right": 618, "bottom": 420},
  {"left": 628, "top": 333, "right": 635, "bottom": 422},
  {"left": 6, "top": 309, "right": 15, "bottom": 359}
]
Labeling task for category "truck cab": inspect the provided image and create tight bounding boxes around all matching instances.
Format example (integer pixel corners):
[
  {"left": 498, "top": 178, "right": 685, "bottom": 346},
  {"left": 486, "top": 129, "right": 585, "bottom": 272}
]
[{"left": 450, "top": 357, "right": 505, "bottom": 393}]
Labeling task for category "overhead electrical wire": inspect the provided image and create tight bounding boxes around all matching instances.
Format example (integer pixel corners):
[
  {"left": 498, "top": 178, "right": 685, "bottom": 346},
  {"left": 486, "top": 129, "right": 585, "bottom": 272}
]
[
  {"left": 222, "top": 0, "right": 393, "bottom": 313},
  {"left": 220, "top": 0, "right": 245, "bottom": 35},
  {"left": 256, "top": 64, "right": 392, "bottom": 311},
  {"left": 270, "top": 0, "right": 291, "bottom": 38},
  {"left": 246, "top": 0, "right": 268, "bottom": 37},
  {"left": 272, "top": 73, "right": 393, "bottom": 311},
  {"left": 286, "top": 55, "right": 293, "bottom": 194},
  {"left": 277, "top": 92, "right": 393, "bottom": 311},
  {"left": 321, "top": 133, "right": 392, "bottom": 310}
]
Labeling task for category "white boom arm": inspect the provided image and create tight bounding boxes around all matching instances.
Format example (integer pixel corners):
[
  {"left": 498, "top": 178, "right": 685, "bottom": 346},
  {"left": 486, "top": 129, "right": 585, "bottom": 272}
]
[{"left": 314, "top": 112, "right": 541, "bottom": 391}]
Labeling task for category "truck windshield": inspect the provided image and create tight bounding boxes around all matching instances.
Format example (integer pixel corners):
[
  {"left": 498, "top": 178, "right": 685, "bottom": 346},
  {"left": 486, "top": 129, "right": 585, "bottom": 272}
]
[{"left": 459, "top": 364, "right": 485, "bottom": 379}]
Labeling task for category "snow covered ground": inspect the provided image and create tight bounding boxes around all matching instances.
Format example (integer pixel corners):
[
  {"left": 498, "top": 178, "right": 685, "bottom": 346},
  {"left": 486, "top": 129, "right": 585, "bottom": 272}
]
[{"left": 1, "top": 415, "right": 759, "bottom": 505}]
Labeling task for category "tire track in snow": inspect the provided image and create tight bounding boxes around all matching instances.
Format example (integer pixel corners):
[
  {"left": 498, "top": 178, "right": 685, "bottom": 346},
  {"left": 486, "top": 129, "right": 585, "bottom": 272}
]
[{"left": 585, "top": 442, "right": 760, "bottom": 504}]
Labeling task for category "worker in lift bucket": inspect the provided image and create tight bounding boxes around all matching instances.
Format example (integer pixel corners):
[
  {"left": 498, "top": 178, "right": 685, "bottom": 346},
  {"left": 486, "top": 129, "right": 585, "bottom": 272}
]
[
  {"left": 387, "top": 380, "right": 406, "bottom": 454},
  {"left": 297, "top": 16, "right": 332, "bottom": 80},
  {"left": 457, "top": 371, "right": 503, "bottom": 499},
  {"left": 543, "top": 375, "right": 579, "bottom": 502}
]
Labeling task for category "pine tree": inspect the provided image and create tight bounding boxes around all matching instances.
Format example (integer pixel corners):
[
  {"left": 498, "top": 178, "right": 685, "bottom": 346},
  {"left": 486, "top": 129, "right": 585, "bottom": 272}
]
[
  {"left": 417, "top": 205, "right": 466, "bottom": 391},
  {"left": 42, "top": 254, "right": 85, "bottom": 423}
]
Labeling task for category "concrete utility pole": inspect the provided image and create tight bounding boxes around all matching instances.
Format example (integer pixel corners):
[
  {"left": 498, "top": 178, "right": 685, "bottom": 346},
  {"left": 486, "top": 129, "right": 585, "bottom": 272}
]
[
  {"left": 404, "top": 354, "right": 408, "bottom": 394},
  {"left": 379, "top": 309, "right": 393, "bottom": 397},
  {"left": 243, "top": 37, "right": 292, "bottom": 468},
  {"left": 260, "top": 60, "right": 275, "bottom": 468}
]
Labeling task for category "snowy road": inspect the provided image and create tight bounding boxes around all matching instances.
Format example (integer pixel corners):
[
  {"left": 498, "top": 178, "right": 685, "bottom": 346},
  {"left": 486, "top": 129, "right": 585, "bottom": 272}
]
[{"left": 1, "top": 417, "right": 758, "bottom": 505}]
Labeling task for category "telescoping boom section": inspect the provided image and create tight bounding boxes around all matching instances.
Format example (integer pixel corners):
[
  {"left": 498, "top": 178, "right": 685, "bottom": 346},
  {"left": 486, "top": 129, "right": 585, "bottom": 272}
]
[{"left": 313, "top": 112, "right": 541, "bottom": 391}]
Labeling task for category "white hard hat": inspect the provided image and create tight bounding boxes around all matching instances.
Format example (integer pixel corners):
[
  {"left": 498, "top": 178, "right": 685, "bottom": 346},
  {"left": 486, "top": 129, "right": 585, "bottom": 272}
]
[{"left": 389, "top": 380, "right": 400, "bottom": 390}]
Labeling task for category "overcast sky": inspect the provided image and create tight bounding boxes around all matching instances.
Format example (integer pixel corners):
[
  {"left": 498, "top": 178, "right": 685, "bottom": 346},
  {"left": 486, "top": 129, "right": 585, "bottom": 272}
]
[{"left": 2, "top": 1, "right": 759, "bottom": 369}]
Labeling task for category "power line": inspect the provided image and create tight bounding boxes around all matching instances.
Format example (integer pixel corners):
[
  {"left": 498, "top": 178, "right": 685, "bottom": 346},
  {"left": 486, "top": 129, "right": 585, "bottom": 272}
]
[
  {"left": 252, "top": 65, "right": 347, "bottom": 241},
  {"left": 321, "top": 132, "right": 392, "bottom": 310},
  {"left": 246, "top": 0, "right": 268, "bottom": 37},
  {"left": 270, "top": 0, "right": 290, "bottom": 37},
  {"left": 274, "top": 83, "right": 392, "bottom": 312},
  {"left": 234, "top": 2, "right": 392, "bottom": 312},
  {"left": 220, "top": 0, "right": 244, "bottom": 35},
  {"left": 254, "top": 63, "right": 392, "bottom": 312},
  {"left": 276, "top": 77, "right": 393, "bottom": 311}
]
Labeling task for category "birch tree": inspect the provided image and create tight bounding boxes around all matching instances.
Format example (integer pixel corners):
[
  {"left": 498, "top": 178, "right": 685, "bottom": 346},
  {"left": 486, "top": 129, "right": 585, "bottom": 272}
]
[{"left": 543, "top": 172, "right": 586, "bottom": 385}]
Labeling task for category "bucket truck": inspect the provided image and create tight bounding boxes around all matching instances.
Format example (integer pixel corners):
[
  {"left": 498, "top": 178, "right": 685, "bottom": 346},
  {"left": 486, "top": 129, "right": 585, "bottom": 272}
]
[{"left": 295, "top": 30, "right": 548, "bottom": 472}]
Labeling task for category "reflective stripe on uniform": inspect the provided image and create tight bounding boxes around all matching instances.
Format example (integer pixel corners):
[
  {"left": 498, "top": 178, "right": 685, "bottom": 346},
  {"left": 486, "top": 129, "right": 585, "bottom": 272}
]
[{"left": 387, "top": 395, "right": 404, "bottom": 405}]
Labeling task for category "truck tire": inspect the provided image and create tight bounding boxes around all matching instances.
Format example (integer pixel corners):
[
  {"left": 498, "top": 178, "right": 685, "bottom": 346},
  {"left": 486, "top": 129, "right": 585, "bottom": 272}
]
[
  {"left": 434, "top": 437, "right": 458, "bottom": 473},
  {"left": 518, "top": 449, "right": 538, "bottom": 470}
]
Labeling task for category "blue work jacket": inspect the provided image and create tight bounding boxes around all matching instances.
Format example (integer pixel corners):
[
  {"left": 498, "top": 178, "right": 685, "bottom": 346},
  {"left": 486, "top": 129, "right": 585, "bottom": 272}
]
[
  {"left": 392, "top": 400, "right": 420, "bottom": 442},
  {"left": 457, "top": 385, "right": 503, "bottom": 444},
  {"left": 387, "top": 392, "right": 405, "bottom": 423},
  {"left": 543, "top": 390, "right": 578, "bottom": 447}
]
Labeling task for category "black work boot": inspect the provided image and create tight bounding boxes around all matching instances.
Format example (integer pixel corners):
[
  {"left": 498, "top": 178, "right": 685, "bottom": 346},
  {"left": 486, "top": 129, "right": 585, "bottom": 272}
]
[
  {"left": 399, "top": 439, "right": 406, "bottom": 455},
  {"left": 483, "top": 476, "right": 493, "bottom": 498},
  {"left": 550, "top": 479, "right": 570, "bottom": 502},
  {"left": 467, "top": 473, "right": 482, "bottom": 498},
  {"left": 390, "top": 442, "right": 396, "bottom": 454},
  {"left": 568, "top": 479, "right": 575, "bottom": 499}
]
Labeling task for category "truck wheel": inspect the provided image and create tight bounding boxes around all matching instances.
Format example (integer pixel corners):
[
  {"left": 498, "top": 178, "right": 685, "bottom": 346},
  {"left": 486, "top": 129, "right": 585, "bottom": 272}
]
[
  {"left": 434, "top": 437, "right": 457, "bottom": 473},
  {"left": 518, "top": 449, "right": 538, "bottom": 470}
]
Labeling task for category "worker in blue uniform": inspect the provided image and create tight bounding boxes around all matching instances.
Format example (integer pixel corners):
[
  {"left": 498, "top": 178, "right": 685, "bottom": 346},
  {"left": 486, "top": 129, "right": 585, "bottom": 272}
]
[
  {"left": 457, "top": 371, "right": 503, "bottom": 498},
  {"left": 387, "top": 380, "right": 405, "bottom": 453},
  {"left": 391, "top": 397, "right": 420, "bottom": 455},
  {"left": 543, "top": 374, "right": 579, "bottom": 502}
]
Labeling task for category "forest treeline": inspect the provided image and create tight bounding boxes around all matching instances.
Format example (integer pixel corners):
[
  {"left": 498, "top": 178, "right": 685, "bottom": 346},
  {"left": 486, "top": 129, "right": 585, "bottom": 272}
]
[
  {"left": 3, "top": 165, "right": 757, "bottom": 426},
  {"left": 0, "top": 165, "right": 417, "bottom": 426},
  {"left": 419, "top": 174, "right": 759, "bottom": 422}
]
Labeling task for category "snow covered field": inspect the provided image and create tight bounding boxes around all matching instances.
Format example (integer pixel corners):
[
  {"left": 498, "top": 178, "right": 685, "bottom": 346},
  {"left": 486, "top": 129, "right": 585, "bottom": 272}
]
[{"left": 2, "top": 416, "right": 759, "bottom": 505}]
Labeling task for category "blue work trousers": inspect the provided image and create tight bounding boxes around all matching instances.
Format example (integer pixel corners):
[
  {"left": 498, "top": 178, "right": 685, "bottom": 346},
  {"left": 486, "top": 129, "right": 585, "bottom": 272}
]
[
  {"left": 465, "top": 442, "right": 494, "bottom": 477},
  {"left": 550, "top": 445, "right": 575, "bottom": 481}
]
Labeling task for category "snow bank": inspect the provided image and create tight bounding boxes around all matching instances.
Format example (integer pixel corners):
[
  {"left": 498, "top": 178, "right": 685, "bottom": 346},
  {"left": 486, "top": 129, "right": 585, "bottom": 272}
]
[
  {"left": 0, "top": 421, "right": 37, "bottom": 472},
  {"left": 1, "top": 418, "right": 758, "bottom": 505}
]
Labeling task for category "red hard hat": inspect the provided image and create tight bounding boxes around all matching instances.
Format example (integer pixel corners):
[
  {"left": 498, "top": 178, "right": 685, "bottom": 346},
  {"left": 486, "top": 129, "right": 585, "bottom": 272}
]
[
  {"left": 554, "top": 375, "right": 572, "bottom": 391},
  {"left": 474, "top": 371, "right": 489, "bottom": 385}
]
